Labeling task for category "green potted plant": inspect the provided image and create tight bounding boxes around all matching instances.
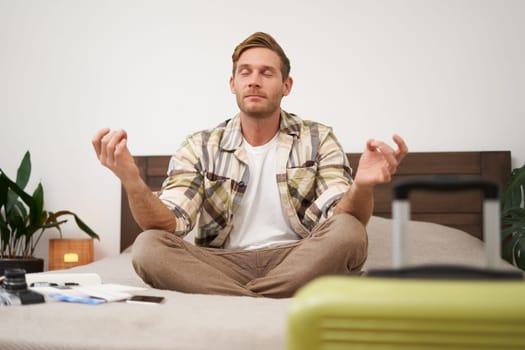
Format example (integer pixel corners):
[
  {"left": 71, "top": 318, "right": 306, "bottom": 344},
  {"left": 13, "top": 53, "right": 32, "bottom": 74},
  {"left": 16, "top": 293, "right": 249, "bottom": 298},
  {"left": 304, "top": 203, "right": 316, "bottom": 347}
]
[
  {"left": 501, "top": 164, "right": 525, "bottom": 271},
  {"left": 0, "top": 151, "right": 99, "bottom": 275}
]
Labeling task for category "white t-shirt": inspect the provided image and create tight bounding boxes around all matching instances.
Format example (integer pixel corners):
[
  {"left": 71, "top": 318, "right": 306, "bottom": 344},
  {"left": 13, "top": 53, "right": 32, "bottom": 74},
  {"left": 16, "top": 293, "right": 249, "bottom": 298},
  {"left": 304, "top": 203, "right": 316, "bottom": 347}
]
[{"left": 225, "top": 134, "right": 300, "bottom": 250}]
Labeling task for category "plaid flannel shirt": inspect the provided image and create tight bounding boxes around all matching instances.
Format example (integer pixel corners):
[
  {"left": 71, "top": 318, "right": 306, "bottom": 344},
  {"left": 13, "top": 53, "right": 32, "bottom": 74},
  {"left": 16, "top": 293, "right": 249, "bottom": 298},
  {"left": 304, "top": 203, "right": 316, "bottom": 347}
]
[{"left": 158, "top": 111, "right": 353, "bottom": 248}]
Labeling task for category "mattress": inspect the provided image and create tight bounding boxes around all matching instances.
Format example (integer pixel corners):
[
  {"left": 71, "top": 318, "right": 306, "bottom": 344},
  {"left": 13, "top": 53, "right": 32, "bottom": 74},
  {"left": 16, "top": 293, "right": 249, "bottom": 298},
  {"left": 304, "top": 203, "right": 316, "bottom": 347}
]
[{"left": 0, "top": 216, "right": 519, "bottom": 350}]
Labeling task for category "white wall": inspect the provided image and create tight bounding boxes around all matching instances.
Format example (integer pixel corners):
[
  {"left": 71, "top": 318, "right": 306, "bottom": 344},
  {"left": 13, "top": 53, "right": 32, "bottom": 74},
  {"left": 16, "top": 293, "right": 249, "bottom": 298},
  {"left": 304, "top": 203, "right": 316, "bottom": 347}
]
[{"left": 1, "top": 0, "right": 524, "bottom": 264}]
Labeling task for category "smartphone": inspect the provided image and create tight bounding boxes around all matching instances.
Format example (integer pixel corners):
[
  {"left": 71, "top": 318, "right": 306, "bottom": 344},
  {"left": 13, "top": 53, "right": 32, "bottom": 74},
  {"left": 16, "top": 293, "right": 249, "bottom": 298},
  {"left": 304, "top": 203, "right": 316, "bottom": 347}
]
[{"left": 126, "top": 295, "right": 165, "bottom": 305}]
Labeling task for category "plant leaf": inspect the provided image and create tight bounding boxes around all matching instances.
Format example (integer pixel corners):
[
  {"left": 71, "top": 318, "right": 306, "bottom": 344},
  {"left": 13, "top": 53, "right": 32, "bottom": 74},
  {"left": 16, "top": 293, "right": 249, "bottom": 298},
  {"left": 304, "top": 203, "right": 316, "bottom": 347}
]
[
  {"left": 0, "top": 208, "right": 9, "bottom": 257},
  {"left": 72, "top": 214, "right": 100, "bottom": 240},
  {"left": 501, "top": 208, "right": 525, "bottom": 226},
  {"left": 513, "top": 234, "right": 525, "bottom": 270},
  {"left": 503, "top": 234, "right": 519, "bottom": 262},
  {"left": 502, "top": 164, "right": 525, "bottom": 211},
  {"left": 49, "top": 210, "right": 100, "bottom": 240},
  {"left": 501, "top": 212, "right": 525, "bottom": 261},
  {"left": 30, "top": 183, "right": 45, "bottom": 226},
  {"left": 7, "top": 201, "right": 27, "bottom": 245},
  {"left": 16, "top": 151, "right": 31, "bottom": 190},
  {"left": 0, "top": 174, "right": 8, "bottom": 209},
  {"left": 2, "top": 171, "right": 36, "bottom": 210},
  {"left": 501, "top": 164, "right": 525, "bottom": 271},
  {"left": 0, "top": 175, "right": 9, "bottom": 257}
]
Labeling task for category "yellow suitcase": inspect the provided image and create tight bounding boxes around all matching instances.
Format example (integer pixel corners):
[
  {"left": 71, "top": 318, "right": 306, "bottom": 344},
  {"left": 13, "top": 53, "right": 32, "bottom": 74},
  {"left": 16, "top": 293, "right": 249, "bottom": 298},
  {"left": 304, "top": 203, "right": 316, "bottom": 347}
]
[{"left": 288, "top": 177, "right": 525, "bottom": 350}]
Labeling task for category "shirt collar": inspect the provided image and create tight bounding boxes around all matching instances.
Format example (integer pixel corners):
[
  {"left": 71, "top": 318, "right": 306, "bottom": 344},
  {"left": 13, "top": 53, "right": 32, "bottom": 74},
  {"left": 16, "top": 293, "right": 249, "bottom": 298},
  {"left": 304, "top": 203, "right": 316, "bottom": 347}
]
[{"left": 220, "top": 110, "right": 302, "bottom": 151}]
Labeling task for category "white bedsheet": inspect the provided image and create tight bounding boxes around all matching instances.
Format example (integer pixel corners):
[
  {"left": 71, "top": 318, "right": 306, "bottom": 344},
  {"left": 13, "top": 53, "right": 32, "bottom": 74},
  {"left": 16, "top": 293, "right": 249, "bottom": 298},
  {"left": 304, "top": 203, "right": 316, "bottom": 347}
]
[{"left": 0, "top": 216, "right": 518, "bottom": 350}]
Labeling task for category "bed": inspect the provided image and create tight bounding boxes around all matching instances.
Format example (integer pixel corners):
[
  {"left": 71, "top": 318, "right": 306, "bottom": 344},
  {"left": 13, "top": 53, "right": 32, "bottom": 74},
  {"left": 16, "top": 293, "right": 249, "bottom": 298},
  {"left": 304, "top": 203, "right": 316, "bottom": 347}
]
[{"left": 0, "top": 151, "right": 519, "bottom": 350}]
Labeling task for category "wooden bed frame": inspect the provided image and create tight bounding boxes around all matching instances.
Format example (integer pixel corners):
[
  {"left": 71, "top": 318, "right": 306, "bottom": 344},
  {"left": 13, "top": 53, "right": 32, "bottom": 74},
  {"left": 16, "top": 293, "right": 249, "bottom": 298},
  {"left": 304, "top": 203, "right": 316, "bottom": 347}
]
[{"left": 120, "top": 151, "right": 511, "bottom": 252}]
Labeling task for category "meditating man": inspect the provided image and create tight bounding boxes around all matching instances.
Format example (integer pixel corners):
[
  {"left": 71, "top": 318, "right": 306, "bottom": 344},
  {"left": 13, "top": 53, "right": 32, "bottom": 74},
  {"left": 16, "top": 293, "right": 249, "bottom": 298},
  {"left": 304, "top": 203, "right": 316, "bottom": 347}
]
[{"left": 92, "top": 32, "right": 408, "bottom": 298}]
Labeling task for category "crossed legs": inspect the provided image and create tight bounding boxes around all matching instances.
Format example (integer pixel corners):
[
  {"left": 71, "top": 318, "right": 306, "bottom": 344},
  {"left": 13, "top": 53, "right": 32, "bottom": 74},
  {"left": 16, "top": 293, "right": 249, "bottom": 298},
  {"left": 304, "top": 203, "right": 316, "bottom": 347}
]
[{"left": 131, "top": 213, "right": 368, "bottom": 298}]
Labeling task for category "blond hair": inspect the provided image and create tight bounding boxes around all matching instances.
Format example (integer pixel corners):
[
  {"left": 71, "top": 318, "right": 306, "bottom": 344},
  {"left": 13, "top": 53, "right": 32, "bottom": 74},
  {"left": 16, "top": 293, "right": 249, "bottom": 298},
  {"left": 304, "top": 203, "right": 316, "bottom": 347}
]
[{"left": 231, "top": 32, "right": 291, "bottom": 81}]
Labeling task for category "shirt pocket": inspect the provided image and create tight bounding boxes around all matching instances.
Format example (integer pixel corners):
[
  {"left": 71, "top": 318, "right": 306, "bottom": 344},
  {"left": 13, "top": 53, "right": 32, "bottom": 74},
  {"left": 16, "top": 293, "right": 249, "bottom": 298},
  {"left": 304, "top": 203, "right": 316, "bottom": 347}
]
[
  {"left": 201, "top": 172, "right": 234, "bottom": 225},
  {"left": 286, "top": 162, "right": 318, "bottom": 209}
]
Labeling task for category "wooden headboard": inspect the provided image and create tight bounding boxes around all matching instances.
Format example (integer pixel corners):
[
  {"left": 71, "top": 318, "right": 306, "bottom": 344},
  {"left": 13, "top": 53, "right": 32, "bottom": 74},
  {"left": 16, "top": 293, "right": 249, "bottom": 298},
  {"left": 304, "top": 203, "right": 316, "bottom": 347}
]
[{"left": 121, "top": 151, "right": 511, "bottom": 252}]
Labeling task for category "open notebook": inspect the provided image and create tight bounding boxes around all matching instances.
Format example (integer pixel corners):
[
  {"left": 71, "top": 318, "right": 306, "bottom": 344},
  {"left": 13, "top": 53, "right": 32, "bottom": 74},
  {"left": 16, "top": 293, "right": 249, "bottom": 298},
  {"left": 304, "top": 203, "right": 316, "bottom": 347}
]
[{"left": 26, "top": 272, "right": 147, "bottom": 303}]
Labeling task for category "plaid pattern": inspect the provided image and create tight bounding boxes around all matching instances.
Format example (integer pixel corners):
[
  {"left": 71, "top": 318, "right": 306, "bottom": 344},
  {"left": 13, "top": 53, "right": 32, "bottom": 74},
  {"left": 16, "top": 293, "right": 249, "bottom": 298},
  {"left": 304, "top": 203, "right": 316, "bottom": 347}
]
[{"left": 158, "top": 111, "right": 353, "bottom": 247}]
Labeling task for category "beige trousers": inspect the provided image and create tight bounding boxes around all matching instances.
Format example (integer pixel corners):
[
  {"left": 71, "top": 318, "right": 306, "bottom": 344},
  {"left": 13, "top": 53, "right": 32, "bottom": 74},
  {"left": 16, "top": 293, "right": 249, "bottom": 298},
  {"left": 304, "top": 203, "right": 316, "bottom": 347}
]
[{"left": 131, "top": 213, "right": 367, "bottom": 298}]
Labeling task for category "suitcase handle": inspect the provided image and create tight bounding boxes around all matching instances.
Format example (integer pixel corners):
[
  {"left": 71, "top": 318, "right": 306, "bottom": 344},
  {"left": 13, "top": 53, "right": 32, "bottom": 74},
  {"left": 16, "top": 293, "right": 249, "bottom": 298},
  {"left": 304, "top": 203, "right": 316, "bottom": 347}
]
[
  {"left": 393, "top": 176, "right": 499, "bottom": 200},
  {"left": 391, "top": 176, "right": 501, "bottom": 270},
  {"left": 367, "top": 264, "right": 522, "bottom": 280}
]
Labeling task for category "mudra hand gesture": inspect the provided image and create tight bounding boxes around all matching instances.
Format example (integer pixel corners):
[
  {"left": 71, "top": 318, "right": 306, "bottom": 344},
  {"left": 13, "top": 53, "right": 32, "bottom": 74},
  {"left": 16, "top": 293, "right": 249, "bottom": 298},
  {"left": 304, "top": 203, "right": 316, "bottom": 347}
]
[{"left": 354, "top": 134, "right": 408, "bottom": 187}]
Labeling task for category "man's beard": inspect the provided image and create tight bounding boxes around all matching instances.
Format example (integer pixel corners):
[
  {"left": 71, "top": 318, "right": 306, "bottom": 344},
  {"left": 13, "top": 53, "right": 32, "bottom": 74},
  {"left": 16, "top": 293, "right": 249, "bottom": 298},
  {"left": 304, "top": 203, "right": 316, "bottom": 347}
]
[{"left": 236, "top": 94, "right": 281, "bottom": 119}]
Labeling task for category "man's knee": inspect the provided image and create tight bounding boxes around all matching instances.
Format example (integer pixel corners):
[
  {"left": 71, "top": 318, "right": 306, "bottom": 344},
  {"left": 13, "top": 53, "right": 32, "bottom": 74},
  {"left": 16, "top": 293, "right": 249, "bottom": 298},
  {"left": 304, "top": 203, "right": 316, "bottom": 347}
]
[
  {"left": 132, "top": 230, "right": 156, "bottom": 257},
  {"left": 322, "top": 213, "right": 368, "bottom": 270},
  {"left": 131, "top": 229, "right": 177, "bottom": 267},
  {"left": 317, "top": 213, "right": 367, "bottom": 248},
  {"left": 333, "top": 213, "right": 367, "bottom": 246}
]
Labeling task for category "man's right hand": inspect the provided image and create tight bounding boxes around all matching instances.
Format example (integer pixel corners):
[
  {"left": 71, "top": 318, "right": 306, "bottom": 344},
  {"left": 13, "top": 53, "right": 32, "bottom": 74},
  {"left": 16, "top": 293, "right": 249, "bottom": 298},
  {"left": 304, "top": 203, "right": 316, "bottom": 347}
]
[
  {"left": 92, "top": 128, "right": 177, "bottom": 232},
  {"left": 92, "top": 128, "right": 140, "bottom": 185}
]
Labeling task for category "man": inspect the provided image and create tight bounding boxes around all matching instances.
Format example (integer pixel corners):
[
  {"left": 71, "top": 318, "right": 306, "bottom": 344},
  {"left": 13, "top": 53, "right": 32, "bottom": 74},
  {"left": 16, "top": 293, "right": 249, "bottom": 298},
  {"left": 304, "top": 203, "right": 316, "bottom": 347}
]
[{"left": 92, "top": 32, "right": 407, "bottom": 298}]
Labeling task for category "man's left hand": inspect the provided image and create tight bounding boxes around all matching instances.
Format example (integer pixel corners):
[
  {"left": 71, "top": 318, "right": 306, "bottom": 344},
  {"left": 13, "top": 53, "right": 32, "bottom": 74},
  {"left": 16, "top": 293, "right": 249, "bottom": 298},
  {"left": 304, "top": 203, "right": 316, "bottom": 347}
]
[{"left": 354, "top": 134, "right": 408, "bottom": 187}]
